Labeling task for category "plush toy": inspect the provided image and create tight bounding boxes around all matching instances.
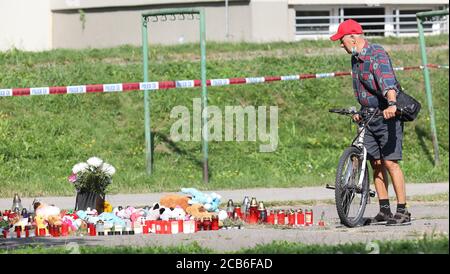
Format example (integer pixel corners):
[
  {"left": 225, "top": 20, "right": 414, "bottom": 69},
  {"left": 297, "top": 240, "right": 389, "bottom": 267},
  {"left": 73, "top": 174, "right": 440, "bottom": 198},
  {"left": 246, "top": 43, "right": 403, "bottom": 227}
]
[
  {"left": 185, "top": 204, "right": 213, "bottom": 220},
  {"left": 116, "top": 206, "right": 136, "bottom": 219},
  {"left": 180, "top": 188, "right": 221, "bottom": 212},
  {"left": 35, "top": 215, "right": 47, "bottom": 233},
  {"left": 76, "top": 210, "right": 100, "bottom": 224},
  {"left": 103, "top": 201, "right": 113, "bottom": 213},
  {"left": 145, "top": 203, "right": 164, "bottom": 220},
  {"left": 160, "top": 194, "right": 190, "bottom": 211},
  {"left": 159, "top": 207, "right": 171, "bottom": 221},
  {"left": 47, "top": 215, "right": 63, "bottom": 226},
  {"left": 158, "top": 206, "right": 186, "bottom": 221},
  {"left": 172, "top": 207, "right": 186, "bottom": 220},
  {"left": 97, "top": 212, "right": 126, "bottom": 227},
  {"left": 130, "top": 209, "right": 145, "bottom": 223},
  {"left": 34, "top": 202, "right": 63, "bottom": 226}
]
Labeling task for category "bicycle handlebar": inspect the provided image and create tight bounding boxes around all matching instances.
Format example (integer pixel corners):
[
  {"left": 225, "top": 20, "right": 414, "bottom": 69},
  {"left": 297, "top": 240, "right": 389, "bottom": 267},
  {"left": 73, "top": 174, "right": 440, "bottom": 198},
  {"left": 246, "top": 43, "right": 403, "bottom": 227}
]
[{"left": 328, "top": 108, "right": 359, "bottom": 116}]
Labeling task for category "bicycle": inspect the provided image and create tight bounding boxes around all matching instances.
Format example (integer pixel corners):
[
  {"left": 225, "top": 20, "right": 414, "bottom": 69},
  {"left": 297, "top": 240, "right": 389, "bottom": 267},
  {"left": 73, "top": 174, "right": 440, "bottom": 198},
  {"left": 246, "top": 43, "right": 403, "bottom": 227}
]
[{"left": 326, "top": 107, "right": 381, "bottom": 227}]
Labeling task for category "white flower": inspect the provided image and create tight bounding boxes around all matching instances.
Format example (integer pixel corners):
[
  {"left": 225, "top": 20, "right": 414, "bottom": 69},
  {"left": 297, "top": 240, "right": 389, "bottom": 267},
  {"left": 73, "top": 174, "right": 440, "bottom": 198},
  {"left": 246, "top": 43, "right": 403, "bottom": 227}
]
[
  {"left": 72, "top": 162, "right": 89, "bottom": 174},
  {"left": 101, "top": 163, "right": 116, "bottom": 176},
  {"left": 87, "top": 157, "right": 103, "bottom": 168}
]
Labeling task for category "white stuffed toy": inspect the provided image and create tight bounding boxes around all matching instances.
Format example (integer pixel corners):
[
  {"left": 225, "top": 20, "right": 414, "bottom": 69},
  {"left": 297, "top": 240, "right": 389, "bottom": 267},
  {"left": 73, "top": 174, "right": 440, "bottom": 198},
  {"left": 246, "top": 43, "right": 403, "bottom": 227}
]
[{"left": 145, "top": 203, "right": 164, "bottom": 220}]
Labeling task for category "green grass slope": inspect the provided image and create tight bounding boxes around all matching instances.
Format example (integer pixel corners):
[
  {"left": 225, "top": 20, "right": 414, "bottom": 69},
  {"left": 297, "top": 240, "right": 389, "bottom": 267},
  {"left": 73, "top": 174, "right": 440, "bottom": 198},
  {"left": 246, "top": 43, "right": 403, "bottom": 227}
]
[{"left": 0, "top": 35, "right": 448, "bottom": 197}]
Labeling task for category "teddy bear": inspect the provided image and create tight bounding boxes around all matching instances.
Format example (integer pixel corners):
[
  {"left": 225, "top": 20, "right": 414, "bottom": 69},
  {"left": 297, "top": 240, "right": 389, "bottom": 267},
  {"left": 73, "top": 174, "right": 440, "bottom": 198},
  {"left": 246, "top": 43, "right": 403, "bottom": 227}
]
[
  {"left": 34, "top": 201, "right": 63, "bottom": 226},
  {"left": 160, "top": 194, "right": 190, "bottom": 211},
  {"left": 185, "top": 204, "right": 214, "bottom": 220}
]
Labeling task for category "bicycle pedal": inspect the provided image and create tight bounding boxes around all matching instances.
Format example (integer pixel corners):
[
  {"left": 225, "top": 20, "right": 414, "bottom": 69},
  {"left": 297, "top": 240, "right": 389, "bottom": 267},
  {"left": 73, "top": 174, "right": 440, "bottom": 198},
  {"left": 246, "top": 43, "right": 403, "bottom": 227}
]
[
  {"left": 369, "top": 190, "right": 376, "bottom": 197},
  {"left": 325, "top": 184, "right": 335, "bottom": 190}
]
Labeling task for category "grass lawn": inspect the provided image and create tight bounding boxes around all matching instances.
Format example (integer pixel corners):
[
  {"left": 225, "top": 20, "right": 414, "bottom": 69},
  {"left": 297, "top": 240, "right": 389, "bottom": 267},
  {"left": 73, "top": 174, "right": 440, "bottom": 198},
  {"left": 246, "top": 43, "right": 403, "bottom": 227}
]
[
  {"left": 0, "top": 35, "right": 448, "bottom": 197},
  {"left": 0, "top": 234, "right": 447, "bottom": 254}
]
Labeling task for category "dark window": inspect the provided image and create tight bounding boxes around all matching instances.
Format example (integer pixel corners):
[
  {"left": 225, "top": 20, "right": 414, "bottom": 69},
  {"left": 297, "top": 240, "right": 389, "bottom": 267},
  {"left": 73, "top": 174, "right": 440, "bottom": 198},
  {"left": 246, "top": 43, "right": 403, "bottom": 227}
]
[
  {"left": 295, "top": 10, "right": 330, "bottom": 34},
  {"left": 344, "top": 8, "right": 385, "bottom": 36},
  {"left": 397, "top": 9, "right": 433, "bottom": 33}
]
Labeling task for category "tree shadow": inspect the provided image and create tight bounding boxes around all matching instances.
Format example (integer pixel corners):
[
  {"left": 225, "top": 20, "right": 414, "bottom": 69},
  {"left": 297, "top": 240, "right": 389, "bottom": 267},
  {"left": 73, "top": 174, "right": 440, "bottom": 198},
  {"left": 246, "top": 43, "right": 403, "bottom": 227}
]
[
  {"left": 414, "top": 126, "right": 434, "bottom": 164},
  {"left": 152, "top": 131, "right": 211, "bottom": 179}
]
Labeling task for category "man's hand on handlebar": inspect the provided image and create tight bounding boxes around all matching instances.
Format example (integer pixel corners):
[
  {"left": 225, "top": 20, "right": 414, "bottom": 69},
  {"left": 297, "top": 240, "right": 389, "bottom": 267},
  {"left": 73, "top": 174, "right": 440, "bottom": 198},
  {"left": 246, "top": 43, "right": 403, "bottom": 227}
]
[
  {"left": 383, "top": 105, "right": 397, "bottom": 120},
  {"left": 352, "top": 114, "right": 362, "bottom": 122}
]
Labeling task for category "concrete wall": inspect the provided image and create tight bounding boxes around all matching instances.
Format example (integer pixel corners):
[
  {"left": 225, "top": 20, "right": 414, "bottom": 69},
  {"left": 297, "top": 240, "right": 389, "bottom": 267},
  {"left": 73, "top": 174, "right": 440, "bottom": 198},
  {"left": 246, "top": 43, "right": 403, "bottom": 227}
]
[
  {"left": 52, "top": 1, "right": 252, "bottom": 48},
  {"left": 0, "top": 0, "right": 52, "bottom": 51},
  {"left": 250, "top": 0, "right": 290, "bottom": 42}
]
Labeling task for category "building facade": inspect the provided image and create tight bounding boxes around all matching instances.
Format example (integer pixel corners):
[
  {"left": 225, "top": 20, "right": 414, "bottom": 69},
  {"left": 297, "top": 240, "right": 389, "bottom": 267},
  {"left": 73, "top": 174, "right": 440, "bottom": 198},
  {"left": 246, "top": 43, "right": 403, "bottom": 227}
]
[{"left": 0, "top": 0, "right": 448, "bottom": 51}]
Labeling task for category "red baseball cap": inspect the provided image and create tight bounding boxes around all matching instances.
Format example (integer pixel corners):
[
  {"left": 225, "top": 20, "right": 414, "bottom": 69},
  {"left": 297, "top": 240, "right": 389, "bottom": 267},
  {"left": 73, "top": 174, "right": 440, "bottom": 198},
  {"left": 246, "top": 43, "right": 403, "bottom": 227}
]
[{"left": 330, "top": 19, "right": 363, "bottom": 41}]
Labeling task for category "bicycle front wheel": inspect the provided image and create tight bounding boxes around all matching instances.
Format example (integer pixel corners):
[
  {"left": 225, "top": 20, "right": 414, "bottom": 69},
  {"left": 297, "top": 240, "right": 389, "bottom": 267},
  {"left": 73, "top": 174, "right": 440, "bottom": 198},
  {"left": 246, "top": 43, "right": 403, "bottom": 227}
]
[{"left": 335, "top": 146, "right": 369, "bottom": 227}]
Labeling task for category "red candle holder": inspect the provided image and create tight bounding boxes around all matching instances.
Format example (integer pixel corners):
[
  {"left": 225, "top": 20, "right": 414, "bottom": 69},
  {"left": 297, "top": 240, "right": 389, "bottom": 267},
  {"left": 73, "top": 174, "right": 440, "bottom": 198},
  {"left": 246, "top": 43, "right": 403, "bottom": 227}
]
[
  {"left": 54, "top": 225, "right": 61, "bottom": 237},
  {"left": 48, "top": 225, "right": 54, "bottom": 237},
  {"left": 248, "top": 207, "right": 258, "bottom": 224},
  {"left": 2, "top": 229, "right": 9, "bottom": 238},
  {"left": 211, "top": 216, "right": 219, "bottom": 231},
  {"left": 266, "top": 210, "right": 275, "bottom": 225},
  {"left": 288, "top": 212, "right": 295, "bottom": 226},
  {"left": 202, "top": 218, "right": 211, "bottom": 231},
  {"left": 277, "top": 210, "right": 285, "bottom": 225},
  {"left": 195, "top": 219, "right": 202, "bottom": 232},
  {"left": 235, "top": 207, "right": 242, "bottom": 219},
  {"left": 15, "top": 226, "right": 22, "bottom": 238},
  {"left": 61, "top": 223, "right": 69, "bottom": 236},
  {"left": 305, "top": 209, "right": 313, "bottom": 226},
  {"left": 39, "top": 228, "right": 46, "bottom": 237},
  {"left": 88, "top": 223, "right": 96, "bottom": 236},
  {"left": 25, "top": 226, "right": 30, "bottom": 238},
  {"left": 296, "top": 210, "right": 305, "bottom": 226}
]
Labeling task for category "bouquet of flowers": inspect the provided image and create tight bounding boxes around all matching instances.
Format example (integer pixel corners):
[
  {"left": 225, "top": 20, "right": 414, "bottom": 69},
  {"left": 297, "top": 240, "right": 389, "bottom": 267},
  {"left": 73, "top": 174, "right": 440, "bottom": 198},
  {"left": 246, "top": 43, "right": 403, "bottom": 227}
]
[{"left": 68, "top": 157, "right": 116, "bottom": 194}]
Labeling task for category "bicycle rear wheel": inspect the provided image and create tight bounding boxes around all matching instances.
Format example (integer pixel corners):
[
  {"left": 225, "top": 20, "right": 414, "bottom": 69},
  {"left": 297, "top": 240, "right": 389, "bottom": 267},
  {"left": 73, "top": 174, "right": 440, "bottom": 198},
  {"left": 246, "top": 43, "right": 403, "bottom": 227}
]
[{"left": 335, "top": 146, "right": 369, "bottom": 227}]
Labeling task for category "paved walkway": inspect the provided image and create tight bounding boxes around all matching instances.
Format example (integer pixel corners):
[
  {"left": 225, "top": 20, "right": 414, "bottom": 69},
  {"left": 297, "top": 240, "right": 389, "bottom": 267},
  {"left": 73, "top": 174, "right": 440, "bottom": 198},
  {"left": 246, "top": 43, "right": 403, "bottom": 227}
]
[
  {"left": 0, "top": 182, "right": 447, "bottom": 210},
  {"left": 1, "top": 202, "right": 448, "bottom": 252}
]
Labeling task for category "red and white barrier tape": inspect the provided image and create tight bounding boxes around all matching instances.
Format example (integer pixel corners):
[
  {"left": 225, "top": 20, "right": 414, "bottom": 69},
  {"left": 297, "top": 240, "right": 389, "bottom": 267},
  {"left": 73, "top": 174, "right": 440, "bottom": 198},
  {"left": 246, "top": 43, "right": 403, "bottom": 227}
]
[{"left": 0, "top": 64, "right": 448, "bottom": 97}]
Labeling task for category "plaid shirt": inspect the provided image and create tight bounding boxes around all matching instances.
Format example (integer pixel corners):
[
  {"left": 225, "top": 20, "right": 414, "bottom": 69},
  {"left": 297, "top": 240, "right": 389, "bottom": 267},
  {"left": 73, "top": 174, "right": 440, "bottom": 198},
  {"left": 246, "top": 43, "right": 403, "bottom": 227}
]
[{"left": 351, "top": 40, "right": 401, "bottom": 108}]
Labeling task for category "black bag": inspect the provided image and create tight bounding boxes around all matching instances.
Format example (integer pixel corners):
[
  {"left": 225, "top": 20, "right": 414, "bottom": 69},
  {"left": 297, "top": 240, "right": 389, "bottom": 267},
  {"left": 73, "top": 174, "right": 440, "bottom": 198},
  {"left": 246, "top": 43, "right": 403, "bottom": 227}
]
[
  {"left": 396, "top": 90, "right": 421, "bottom": 122},
  {"left": 75, "top": 191, "right": 105, "bottom": 213}
]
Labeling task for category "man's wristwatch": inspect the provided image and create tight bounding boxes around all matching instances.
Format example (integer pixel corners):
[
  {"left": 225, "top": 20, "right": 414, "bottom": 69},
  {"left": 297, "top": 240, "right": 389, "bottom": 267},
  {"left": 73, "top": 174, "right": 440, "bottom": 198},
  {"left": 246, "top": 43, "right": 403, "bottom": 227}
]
[{"left": 388, "top": 100, "right": 397, "bottom": 107}]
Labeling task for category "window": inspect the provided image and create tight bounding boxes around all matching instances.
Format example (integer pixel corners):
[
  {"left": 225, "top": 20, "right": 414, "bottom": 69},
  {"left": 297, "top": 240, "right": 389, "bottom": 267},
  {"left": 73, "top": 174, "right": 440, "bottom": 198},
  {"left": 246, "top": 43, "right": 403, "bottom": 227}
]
[
  {"left": 396, "top": 9, "right": 433, "bottom": 33},
  {"left": 295, "top": 10, "right": 330, "bottom": 35},
  {"left": 344, "top": 8, "right": 385, "bottom": 36}
]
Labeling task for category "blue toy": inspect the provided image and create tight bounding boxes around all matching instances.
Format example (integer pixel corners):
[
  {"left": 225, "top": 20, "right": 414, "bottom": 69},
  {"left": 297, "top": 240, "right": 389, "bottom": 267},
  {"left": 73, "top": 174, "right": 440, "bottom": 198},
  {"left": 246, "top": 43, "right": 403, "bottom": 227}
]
[
  {"left": 97, "top": 212, "right": 126, "bottom": 227},
  {"left": 180, "top": 188, "right": 221, "bottom": 212}
]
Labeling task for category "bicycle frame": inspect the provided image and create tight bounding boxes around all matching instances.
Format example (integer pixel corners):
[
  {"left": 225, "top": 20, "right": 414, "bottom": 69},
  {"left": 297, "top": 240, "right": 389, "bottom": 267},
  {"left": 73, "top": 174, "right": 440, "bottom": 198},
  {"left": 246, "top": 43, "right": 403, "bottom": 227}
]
[{"left": 350, "top": 111, "right": 379, "bottom": 191}]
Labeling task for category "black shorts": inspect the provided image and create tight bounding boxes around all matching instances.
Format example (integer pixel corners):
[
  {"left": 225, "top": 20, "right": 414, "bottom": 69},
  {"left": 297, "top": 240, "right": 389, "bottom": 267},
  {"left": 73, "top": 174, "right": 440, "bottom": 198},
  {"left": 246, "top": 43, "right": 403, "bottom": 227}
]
[{"left": 363, "top": 115, "right": 404, "bottom": 161}]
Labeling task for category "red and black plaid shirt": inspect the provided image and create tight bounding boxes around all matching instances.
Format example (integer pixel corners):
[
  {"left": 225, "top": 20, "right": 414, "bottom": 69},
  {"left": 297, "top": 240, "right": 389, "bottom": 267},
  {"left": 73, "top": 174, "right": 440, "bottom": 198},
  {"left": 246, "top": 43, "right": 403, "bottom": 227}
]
[{"left": 351, "top": 40, "right": 401, "bottom": 108}]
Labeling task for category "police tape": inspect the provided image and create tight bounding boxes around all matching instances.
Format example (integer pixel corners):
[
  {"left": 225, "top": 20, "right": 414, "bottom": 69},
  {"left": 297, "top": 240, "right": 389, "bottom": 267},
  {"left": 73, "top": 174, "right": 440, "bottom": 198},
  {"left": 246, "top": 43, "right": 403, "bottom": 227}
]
[{"left": 0, "top": 64, "right": 448, "bottom": 97}]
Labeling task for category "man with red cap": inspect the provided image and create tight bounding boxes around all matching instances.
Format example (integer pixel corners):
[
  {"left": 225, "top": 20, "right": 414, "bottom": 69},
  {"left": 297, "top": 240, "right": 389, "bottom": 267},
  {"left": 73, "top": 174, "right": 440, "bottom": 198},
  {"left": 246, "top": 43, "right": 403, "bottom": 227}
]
[{"left": 331, "top": 19, "right": 411, "bottom": 226}]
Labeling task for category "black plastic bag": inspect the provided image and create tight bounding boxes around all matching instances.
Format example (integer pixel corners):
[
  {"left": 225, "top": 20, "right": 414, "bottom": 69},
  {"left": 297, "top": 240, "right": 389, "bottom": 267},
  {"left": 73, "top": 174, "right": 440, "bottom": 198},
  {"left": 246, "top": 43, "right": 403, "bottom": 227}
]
[{"left": 75, "top": 191, "right": 105, "bottom": 213}]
